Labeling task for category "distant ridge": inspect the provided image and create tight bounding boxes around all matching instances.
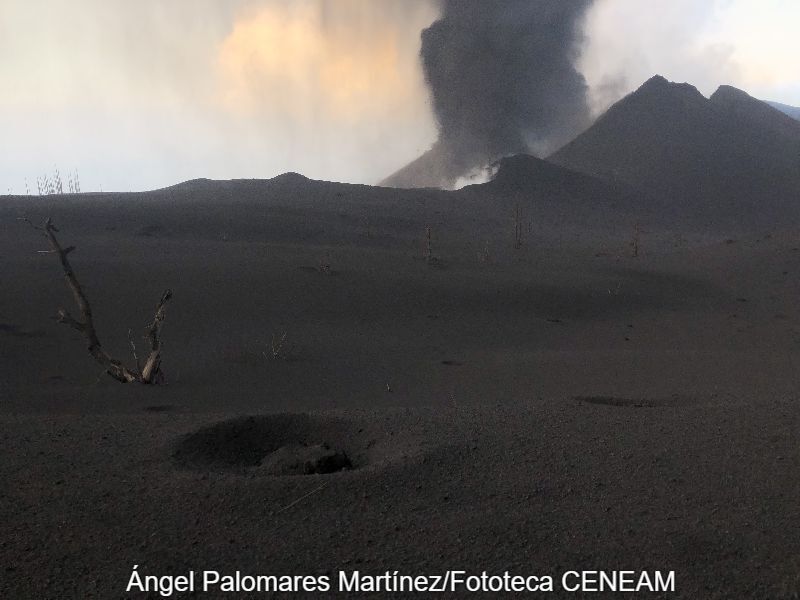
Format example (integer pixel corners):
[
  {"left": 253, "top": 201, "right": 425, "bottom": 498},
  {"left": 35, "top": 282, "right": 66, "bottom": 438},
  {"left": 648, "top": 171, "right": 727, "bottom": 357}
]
[
  {"left": 549, "top": 75, "right": 800, "bottom": 227},
  {"left": 712, "top": 86, "right": 800, "bottom": 141},
  {"left": 378, "top": 138, "right": 499, "bottom": 190},
  {"left": 451, "top": 153, "right": 684, "bottom": 233},
  {"left": 485, "top": 154, "right": 634, "bottom": 200},
  {"left": 379, "top": 143, "right": 457, "bottom": 189},
  {"left": 768, "top": 100, "right": 800, "bottom": 122},
  {"left": 165, "top": 172, "right": 311, "bottom": 192}
]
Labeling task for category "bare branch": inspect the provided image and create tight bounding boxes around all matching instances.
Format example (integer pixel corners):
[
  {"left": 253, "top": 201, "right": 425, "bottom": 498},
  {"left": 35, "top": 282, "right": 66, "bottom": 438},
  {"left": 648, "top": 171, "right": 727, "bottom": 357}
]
[
  {"left": 128, "top": 328, "right": 141, "bottom": 375},
  {"left": 17, "top": 216, "right": 44, "bottom": 232},
  {"left": 56, "top": 308, "right": 85, "bottom": 333},
  {"left": 140, "top": 289, "right": 172, "bottom": 384},
  {"left": 25, "top": 217, "right": 173, "bottom": 385},
  {"left": 275, "top": 483, "right": 328, "bottom": 515},
  {"left": 39, "top": 218, "right": 140, "bottom": 383}
]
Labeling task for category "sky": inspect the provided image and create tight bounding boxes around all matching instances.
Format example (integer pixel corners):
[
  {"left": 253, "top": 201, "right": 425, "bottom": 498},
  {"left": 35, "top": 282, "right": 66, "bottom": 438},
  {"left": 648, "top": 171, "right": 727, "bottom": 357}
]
[{"left": 1, "top": 0, "right": 799, "bottom": 193}]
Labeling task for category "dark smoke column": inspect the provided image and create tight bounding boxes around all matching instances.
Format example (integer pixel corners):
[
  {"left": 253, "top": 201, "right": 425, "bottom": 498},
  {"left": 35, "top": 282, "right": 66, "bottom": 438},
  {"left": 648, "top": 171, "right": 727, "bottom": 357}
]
[{"left": 382, "top": 0, "right": 594, "bottom": 189}]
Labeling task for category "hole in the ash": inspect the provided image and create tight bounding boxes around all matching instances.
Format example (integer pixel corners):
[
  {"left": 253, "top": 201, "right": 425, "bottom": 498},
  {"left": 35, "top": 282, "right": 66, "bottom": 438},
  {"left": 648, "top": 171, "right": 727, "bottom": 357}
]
[
  {"left": 574, "top": 395, "right": 701, "bottom": 408},
  {"left": 575, "top": 396, "right": 651, "bottom": 408},
  {"left": 172, "top": 414, "right": 357, "bottom": 476}
]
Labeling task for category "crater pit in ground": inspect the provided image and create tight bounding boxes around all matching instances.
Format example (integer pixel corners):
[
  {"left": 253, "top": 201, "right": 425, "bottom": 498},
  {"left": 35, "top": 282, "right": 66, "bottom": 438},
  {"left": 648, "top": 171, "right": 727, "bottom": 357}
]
[
  {"left": 172, "top": 413, "right": 427, "bottom": 477},
  {"left": 574, "top": 394, "right": 704, "bottom": 408}
]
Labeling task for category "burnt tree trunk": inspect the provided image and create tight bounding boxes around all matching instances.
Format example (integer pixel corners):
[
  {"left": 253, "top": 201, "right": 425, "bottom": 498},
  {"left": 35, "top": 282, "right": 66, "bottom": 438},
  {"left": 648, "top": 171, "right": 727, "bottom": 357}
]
[{"left": 31, "top": 218, "right": 172, "bottom": 384}]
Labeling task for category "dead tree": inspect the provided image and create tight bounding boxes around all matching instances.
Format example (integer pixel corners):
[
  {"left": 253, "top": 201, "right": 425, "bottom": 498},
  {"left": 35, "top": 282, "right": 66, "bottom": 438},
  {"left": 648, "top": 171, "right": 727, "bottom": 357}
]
[
  {"left": 513, "top": 204, "right": 523, "bottom": 250},
  {"left": 23, "top": 217, "right": 172, "bottom": 384},
  {"left": 631, "top": 222, "right": 641, "bottom": 258},
  {"left": 424, "top": 226, "right": 434, "bottom": 263}
]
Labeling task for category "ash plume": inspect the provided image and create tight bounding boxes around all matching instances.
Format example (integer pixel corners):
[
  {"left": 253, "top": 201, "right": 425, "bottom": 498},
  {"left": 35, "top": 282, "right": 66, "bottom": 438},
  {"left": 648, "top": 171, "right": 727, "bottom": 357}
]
[{"left": 383, "top": 0, "right": 595, "bottom": 189}]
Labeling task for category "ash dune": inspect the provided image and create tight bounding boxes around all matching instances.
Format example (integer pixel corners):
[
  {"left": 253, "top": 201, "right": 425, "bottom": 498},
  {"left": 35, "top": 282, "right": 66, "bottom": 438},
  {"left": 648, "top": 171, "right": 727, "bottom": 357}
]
[{"left": 3, "top": 74, "right": 800, "bottom": 599}]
